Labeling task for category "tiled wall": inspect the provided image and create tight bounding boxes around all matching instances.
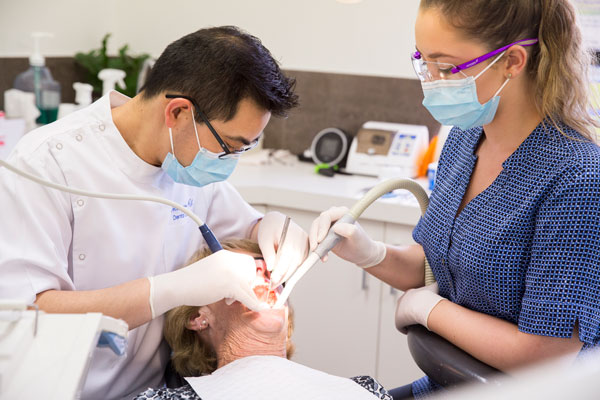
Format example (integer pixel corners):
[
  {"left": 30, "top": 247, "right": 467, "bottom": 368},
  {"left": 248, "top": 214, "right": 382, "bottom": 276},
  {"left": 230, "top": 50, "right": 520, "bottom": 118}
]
[
  {"left": 265, "top": 70, "right": 439, "bottom": 154},
  {"left": 0, "top": 58, "right": 439, "bottom": 154}
]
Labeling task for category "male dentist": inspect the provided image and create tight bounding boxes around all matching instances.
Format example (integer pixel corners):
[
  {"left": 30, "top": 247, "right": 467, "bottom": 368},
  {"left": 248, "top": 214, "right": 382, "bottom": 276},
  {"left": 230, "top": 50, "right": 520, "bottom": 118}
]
[{"left": 0, "top": 26, "right": 308, "bottom": 399}]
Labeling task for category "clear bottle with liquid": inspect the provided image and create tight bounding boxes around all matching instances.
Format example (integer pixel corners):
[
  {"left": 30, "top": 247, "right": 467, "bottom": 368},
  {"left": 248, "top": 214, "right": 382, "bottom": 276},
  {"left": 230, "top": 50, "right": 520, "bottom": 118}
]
[{"left": 13, "top": 33, "right": 61, "bottom": 124}]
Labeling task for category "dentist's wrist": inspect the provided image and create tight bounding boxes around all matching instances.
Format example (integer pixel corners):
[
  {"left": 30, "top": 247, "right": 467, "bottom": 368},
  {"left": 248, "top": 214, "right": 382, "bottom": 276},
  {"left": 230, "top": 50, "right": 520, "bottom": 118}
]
[
  {"left": 148, "top": 275, "right": 173, "bottom": 319},
  {"left": 148, "top": 268, "right": 185, "bottom": 319}
]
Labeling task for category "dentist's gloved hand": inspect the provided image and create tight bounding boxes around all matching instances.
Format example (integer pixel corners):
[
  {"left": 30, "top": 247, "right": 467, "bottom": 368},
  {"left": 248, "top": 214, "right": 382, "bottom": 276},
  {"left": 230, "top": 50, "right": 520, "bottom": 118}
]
[
  {"left": 309, "top": 206, "right": 387, "bottom": 268},
  {"left": 148, "top": 250, "right": 266, "bottom": 319},
  {"left": 395, "top": 283, "right": 444, "bottom": 334},
  {"left": 257, "top": 211, "right": 309, "bottom": 287}
]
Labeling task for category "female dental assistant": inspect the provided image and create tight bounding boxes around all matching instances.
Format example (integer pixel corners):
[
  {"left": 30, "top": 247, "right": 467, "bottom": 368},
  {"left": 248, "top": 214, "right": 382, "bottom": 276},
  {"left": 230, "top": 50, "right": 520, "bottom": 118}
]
[
  {"left": 310, "top": 0, "right": 600, "bottom": 398},
  {"left": 0, "top": 27, "right": 309, "bottom": 400}
]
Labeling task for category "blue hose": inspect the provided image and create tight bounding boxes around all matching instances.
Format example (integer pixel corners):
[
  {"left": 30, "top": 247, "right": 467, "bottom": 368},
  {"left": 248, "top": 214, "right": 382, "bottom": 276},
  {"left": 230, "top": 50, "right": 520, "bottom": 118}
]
[{"left": 199, "top": 224, "right": 223, "bottom": 253}]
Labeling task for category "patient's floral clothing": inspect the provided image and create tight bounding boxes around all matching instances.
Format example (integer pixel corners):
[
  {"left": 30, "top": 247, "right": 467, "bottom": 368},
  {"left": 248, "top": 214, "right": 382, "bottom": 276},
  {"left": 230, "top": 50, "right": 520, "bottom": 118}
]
[{"left": 134, "top": 375, "right": 392, "bottom": 399}]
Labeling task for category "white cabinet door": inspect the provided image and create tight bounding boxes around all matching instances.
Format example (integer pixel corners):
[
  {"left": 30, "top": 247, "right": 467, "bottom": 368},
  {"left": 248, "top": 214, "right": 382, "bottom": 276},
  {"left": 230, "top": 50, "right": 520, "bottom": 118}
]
[
  {"left": 375, "top": 223, "right": 424, "bottom": 388},
  {"left": 267, "top": 206, "right": 384, "bottom": 380}
]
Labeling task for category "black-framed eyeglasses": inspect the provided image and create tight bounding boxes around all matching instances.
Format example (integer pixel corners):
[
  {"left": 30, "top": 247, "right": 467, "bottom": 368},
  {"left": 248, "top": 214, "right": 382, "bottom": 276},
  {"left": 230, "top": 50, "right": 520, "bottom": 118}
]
[{"left": 165, "top": 94, "right": 259, "bottom": 159}]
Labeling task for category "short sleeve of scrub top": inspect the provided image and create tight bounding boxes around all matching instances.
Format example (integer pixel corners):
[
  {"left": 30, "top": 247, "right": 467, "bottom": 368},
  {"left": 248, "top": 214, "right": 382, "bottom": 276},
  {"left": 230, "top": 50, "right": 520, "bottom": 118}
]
[
  {"left": 410, "top": 121, "right": 600, "bottom": 398},
  {"left": 204, "top": 181, "right": 262, "bottom": 240}
]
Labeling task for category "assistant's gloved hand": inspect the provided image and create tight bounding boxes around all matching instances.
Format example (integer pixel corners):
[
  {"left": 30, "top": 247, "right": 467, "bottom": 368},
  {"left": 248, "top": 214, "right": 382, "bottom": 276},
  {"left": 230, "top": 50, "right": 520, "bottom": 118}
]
[
  {"left": 395, "top": 283, "right": 444, "bottom": 334},
  {"left": 309, "top": 206, "right": 386, "bottom": 268},
  {"left": 148, "top": 250, "right": 266, "bottom": 319},
  {"left": 257, "top": 211, "right": 309, "bottom": 287}
]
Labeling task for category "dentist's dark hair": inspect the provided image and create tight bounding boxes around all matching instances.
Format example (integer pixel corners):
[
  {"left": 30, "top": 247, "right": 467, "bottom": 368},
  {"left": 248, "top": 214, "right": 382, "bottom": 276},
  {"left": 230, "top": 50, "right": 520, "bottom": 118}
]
[
  {"left": 140, "top": 26, "right": 298, "bottom": 120},
  {"left": 419, "top": 0, "right": 599, "bottom": 140}
]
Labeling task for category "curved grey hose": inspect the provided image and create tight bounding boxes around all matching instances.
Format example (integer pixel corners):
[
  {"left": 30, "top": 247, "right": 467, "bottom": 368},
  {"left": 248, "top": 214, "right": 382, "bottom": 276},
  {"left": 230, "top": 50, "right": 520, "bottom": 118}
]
[
  {"left": 0, "top": 159, "right": 206, "bottom": 227},
  {"left": 347, "top": 178, "right": 434, "bottom": 286},
  {"left": 276, "top": 178, "right": 434, "bottom": 307}
]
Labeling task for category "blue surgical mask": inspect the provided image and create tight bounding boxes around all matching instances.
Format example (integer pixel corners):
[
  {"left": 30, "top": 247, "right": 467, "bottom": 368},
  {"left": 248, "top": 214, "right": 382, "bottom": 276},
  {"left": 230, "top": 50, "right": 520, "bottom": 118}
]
[
  {"left": 421, "top": 53, "right": 510, "bottom": 130},
  {"left": 161, "top": 112, "right": 239, "bottom": 187}
]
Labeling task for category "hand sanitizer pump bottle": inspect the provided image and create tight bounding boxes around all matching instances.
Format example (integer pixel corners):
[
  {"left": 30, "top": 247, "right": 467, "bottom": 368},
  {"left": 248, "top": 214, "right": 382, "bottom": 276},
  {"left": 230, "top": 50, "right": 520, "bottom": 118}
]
[{"left": 13, "top": 32, "right": 61, "bottom": 125}]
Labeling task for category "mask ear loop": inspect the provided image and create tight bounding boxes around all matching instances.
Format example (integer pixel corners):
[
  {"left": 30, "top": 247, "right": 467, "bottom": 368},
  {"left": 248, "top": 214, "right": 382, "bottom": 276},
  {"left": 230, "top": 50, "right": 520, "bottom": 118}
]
[
  {"left": 168, "top": 128, "right": 175, "bottom": 155},
  {"left": 473, "top": 51, "right": 510, "bottom": 100},
  {"left": 474, "top": 51, "right": 507, "bottom": 80},
  {"left": 190, "top": 106, "right": 202, "bottom": 151},
  {"left": 493, "top": 75, "right": 511, "bottom": 97},
  {"left": 168, "top": 101, "right": 202, "bottom": 159}
]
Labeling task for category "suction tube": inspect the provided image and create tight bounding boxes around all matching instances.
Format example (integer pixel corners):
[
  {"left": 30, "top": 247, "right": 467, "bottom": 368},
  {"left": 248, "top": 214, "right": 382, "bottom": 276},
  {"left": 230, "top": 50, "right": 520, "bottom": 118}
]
[
  {"left": 275, "top": 178, "right": 434, "bottom": 307},
  {"left": 0, "top": 159, "right": 223, "bottom": 253}
]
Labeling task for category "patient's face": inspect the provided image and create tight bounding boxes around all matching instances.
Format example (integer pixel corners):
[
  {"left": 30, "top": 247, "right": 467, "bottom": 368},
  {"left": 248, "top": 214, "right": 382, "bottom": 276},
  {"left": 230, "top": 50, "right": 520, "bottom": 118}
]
[
  {"left": 206, "top": 251, "right": 288, "bottom": 338},
  {"left": 252, "top": 258, "right": 281, "bottom": 306}
]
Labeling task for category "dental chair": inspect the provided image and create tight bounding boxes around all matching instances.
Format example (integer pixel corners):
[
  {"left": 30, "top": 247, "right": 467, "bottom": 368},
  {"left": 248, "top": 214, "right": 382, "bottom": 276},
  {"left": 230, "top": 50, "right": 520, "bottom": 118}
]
[
  {"left": 165, "top": 359, "right": 186, "bottom": 389},
  {"left": 406, "top": 325, "right": 502, "bottom": 387},
  {"left": 382, "top": 310, "right": 503, "bottom": 400},
  {"left": 385, "top": 326, "right": 502, "bottom": 400}
]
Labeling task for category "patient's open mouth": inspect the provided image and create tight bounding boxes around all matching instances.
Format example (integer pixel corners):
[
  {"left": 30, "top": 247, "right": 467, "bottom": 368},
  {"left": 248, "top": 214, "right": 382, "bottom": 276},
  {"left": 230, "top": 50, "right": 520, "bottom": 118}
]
[{"left": 253, "top": 259, "right": 281, "bottom": 306}]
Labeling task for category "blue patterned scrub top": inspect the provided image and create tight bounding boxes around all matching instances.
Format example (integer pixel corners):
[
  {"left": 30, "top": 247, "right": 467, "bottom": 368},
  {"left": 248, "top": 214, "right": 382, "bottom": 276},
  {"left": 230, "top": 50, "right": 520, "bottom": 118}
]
[{"left": 410, "top": 121, "right": 600, "bottom": 398}]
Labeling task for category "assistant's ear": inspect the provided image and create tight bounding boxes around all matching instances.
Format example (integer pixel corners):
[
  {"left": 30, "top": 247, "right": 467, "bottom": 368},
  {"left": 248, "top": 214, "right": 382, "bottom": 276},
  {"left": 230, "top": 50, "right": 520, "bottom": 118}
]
[
  {"left": 164, "top": 97, "right": 193, "bottom": 129},
  {"left": 503, "top": 45, "right": 529, "bottom": 79},
  {"left": 186, "top": 307, "right": 210, "bottom": 332}
]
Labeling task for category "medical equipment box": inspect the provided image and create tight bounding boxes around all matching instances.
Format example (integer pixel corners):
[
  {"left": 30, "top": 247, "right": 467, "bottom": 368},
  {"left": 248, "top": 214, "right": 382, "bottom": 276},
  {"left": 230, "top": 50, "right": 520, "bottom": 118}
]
[{"left": 345, "top": 121, "right": 429, "bottom": 178}]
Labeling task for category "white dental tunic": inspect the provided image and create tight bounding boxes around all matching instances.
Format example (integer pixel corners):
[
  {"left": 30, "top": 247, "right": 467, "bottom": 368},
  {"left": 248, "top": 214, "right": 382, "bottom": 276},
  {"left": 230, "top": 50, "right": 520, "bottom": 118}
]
[{"left": 0, "top": 91, "right": 262, "bottom": 399}]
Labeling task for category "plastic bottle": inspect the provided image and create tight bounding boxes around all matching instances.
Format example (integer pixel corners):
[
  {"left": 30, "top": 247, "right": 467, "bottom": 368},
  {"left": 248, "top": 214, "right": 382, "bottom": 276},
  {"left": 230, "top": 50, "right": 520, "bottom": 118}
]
[
  {"left": 57, "top": 82, "right": 93, "bottom": 119},
  {"left": 98, "top": 69, "right": 126, "bottom": 96},
  {"left": 73, "top": 82, "right": 93, "bottom": 107},
  {"left": 13, "top": 32, "right": 61, "bottom": 125}
]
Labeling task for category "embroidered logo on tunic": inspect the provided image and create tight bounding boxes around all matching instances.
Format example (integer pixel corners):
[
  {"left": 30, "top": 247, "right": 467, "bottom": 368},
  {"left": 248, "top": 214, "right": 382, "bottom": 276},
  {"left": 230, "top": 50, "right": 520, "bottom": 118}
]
[{"left": 171, "top": 198, "right": 194, "bottom": 221}]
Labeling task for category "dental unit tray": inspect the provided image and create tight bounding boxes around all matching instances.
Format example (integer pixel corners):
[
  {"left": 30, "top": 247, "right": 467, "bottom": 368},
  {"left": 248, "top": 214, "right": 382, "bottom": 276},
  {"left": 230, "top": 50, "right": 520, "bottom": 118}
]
[
  {"left": 345, "top": 121, "right": 429, "bottom": 178},
  {"left": 0, "top": 300, "right": 128, "bottom": 400}
]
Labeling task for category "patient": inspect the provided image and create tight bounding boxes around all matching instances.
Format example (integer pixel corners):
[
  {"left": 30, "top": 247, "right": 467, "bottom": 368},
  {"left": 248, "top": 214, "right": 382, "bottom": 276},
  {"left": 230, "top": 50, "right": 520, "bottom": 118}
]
[{"left": 134, "top": 239, "right": 392, "bottom": 400}]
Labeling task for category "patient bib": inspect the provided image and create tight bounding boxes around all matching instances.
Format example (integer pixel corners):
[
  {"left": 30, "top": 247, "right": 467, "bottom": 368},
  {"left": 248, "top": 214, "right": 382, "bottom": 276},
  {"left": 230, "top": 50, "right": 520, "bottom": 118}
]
[{"left": 185, "top": 355, "right": 377, "bottom": 400}]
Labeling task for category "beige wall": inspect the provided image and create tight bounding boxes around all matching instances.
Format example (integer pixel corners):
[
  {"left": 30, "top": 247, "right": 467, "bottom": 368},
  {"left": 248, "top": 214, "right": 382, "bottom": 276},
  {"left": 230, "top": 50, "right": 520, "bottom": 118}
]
[{"left": 0, "top": 0, "right": 421, "bottom": 79}]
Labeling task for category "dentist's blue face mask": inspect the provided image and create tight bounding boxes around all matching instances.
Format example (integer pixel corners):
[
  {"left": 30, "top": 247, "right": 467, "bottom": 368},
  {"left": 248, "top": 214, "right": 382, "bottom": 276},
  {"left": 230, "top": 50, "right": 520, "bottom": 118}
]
[
  {"left": 161, "top": 111, "right": 239, "bottom": 187},
  {"left": 420, "top": 52, "right": 510, "bottom": 130}
]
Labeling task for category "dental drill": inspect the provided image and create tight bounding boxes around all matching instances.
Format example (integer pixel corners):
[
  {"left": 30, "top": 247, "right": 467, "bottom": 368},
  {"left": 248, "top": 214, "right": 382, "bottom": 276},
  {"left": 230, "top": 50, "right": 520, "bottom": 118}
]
[
  {"left": 0, "top": 159, "right": 223, "bottom": 253},
  {"left": 274, "top": 178, "right": 435, "bottom": 308}
]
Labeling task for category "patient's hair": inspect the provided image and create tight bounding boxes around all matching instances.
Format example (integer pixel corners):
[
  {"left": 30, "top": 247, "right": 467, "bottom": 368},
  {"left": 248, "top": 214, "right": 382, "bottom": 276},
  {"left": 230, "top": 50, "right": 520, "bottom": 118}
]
[{"left": 164, "top": 238, "right": 295, "bottom": 377}]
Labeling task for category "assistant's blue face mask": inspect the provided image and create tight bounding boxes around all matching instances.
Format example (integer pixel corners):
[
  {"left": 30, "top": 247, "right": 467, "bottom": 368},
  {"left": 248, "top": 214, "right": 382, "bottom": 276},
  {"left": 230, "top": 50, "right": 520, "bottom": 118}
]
[
  {"left": 161, "top": 112, "right": 239, "bottom": 187},
  {"left": 421, "top": 52, "right": 510, "bottom": 131}
]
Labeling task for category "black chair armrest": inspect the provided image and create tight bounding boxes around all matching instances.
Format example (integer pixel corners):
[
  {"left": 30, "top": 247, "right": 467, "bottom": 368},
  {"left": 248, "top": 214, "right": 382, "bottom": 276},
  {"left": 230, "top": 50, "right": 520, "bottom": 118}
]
[{"left": 406, "top": 324, "right": 503, "bottom": 388}]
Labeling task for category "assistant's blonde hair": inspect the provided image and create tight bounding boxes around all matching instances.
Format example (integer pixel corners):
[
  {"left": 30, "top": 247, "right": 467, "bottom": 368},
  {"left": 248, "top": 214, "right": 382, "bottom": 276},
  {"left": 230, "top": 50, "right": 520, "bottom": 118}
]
[
  {"left": 163, "top": 239, "right": 295, "bottom": 377},
  {"left": 420, "top": 0, "right": 599, "bottom": 140}
]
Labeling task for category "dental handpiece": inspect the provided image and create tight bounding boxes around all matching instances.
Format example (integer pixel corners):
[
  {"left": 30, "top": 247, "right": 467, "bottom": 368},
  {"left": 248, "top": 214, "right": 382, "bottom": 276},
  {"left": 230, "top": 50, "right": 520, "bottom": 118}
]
[
  {"left": 269, "top": 216, "right": 291, "bottom": 291},
  {"left": 274, "top": 178, "right": 434, "bottom": 308}
]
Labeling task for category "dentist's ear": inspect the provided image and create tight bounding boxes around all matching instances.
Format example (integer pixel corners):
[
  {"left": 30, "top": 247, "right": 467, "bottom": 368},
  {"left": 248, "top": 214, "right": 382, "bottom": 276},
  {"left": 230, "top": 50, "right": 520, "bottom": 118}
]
[{"left": 164, "top": 97, "right": 193, "bottom": 128}]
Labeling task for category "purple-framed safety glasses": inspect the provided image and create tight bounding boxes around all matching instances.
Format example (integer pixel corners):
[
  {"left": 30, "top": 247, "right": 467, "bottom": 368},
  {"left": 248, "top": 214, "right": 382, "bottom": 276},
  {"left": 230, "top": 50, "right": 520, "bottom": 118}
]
[{"left": 413, "top": 38, "right": 538, "bottom": 75}]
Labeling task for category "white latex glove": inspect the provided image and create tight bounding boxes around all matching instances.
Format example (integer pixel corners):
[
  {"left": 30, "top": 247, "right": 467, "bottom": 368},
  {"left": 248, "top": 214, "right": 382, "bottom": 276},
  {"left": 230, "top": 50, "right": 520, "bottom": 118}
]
[
  {"left": 257, "top": 211, "right": 309, "bottom": 287},
  {"left": 395, "top": 283, "right": 444, "bottom": 334},
  {"left": 309, "top": 206, "right": 386, "bottom": 268},
  {"left": 148, "top": 250, "right": 266, "bottom": 319}
]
